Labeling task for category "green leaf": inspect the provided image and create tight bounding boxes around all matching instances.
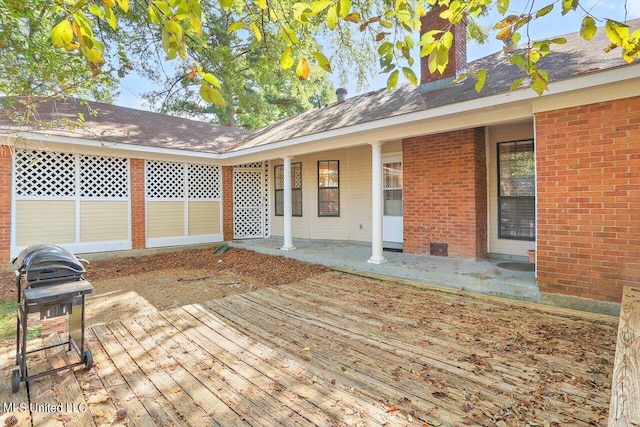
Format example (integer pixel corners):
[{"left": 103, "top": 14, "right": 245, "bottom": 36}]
[
  {"left": 164, "top": 20, "right": 183, "bottom": 40},
  {"left": 378, "top": 41, "right": 393, "bottom": 55},
  {"left": 387, "top": 69, "right": 399, "bottom": 90},
  {"left": 510, "top": 77, "right": 524, "bottom": 91},
  {"left": 312, "top": 51, "right": 332, "bottom": 72},
  {"left": 293, "top": 2, "right": 312, "bottom": 23},
  {"left": 153, "top": 1, "right": 173, "bottom": 17},
  {"left": 250, "top": 23, "right": 262, "bottom": 41},
  {"left": 338, "top": 0, "right": 351, "bottom": 18},
  {"left": 104, "top": 5, "right": 117, "bottom": 30},
  {"left": 219, "top": 0, "right": 233, "bottom": 10},
  {"left": 580, "top": 16, "right": 597, "bottom": 41},
  {"left": 295, "top": 57, "right": 311, "bottom": 80},
  {"left": 280, "top": 47, "right": 294, "bottom": 69},
  {"left": 228, "top": 22, "right": 245, "bottom": 33},
  {"left": 88, "top": 4, "right": 104, "bottom": 18},
  {"left": 551, "top": 37, "right": 567, "bottom": 44},
  {"left": 51, "top": 20, "right": 74, "bottom": 48},
  {"left": 561, "top": 0, "right": 578, "bottom": 15},
  {"left": 200, "top": 83, "right": 226, "bottom": 107},
  {"left": 497, "top": 0, "right": 509, "bottom": 14},
  {"left": 535, "top": 4, "right": 553, "bottom": 18},
  {"left": 402, "top": 67, "right": 417, "bottom": 86},
  {"left": 474, "top": 69, "right": 486, "bottom": 92}
]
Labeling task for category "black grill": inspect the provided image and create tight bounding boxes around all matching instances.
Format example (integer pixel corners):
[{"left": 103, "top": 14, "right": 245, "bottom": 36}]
[{"left": 10, "top": 244, "right": 94, "bottom": 393}]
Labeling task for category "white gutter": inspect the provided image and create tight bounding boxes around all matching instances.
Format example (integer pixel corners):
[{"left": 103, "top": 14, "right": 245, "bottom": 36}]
[{"left": 1, "top": 131, "right": 224, "bottom": 160}]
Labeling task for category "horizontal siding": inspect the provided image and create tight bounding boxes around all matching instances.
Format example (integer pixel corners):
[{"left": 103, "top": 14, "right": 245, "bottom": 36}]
[
  {"left": 487, "top": 121, "right": 536, "bottom": 256},
  {"left": 16, "top": 200, "right": 75, "bottom": 246},
  {"left": 80, "top": 201, "right": 129, "bottom": 242},
  {"left": 270, "top": 146, "right": 375, "bottom": 243},
  {"left": 147, "top": 201, "right": 185, "bottom": 239},
  {"left": 188, "top": 201, "right": 221, "bottom": 236}
]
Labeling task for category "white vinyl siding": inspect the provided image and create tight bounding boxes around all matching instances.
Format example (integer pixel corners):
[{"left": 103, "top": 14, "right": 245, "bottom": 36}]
[
  {"left": 145, "top": 161, "right": 223, "bottom": 247},
  {"left": 270, "top": 145, "right": 372, "bottom": 242},
  {"left": 15, "top": 200, "right": 76, "bottom": 246},
  {"left": 11, "top": 149, "right": 131, "bottom": 257}
]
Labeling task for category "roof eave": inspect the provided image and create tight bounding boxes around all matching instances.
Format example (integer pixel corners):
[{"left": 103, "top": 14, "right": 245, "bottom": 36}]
[{"left": 219, "top": 62, "right": 640, "bottom": 161}]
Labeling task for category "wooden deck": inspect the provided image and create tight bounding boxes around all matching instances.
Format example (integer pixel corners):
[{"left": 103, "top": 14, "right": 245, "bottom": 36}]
[{"left": 1, "top": 271, "right": 618, "bottom": 426}]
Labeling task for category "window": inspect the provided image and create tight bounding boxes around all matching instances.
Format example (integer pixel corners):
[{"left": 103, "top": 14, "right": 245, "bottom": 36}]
[
  {"left": 498, "top": 140, "right": 535, "bottom": 240},
  {"left": 383, "top": 161, "right": 402, "bottom": 216},
  {"left": 318, "top": 160, "right": 339, "bottom": 217},
  {"left": 274, "top": 163, "right": 302, "bottom": 216}
]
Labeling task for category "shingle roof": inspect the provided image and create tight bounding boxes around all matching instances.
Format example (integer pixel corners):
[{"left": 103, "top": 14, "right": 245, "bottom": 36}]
[
  {"left": 0, "top": 97, "right": 251, "bottom": 154},
  {"left": 227, "top": 18, "right": 639, "bottom": 152},
  {"left": 1, "top": 18, "right": 638, "bottom": 156}
]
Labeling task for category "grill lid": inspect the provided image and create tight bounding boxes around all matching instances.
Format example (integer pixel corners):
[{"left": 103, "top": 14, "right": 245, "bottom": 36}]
[{"left": 13, "top": 244, "right": 86, "bottom": 285}]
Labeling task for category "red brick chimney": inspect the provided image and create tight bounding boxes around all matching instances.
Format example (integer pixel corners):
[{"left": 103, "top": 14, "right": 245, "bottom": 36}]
[{"left": 420, "top": 4, "right": 467, "bottom": 90}]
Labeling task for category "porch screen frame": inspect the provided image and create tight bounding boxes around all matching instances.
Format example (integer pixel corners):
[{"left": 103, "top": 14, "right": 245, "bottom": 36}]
[{"left": 497, "top": 139, "right": 535, "bottom": 241}]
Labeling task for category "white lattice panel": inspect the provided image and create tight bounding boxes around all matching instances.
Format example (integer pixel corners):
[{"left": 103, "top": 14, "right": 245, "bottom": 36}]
[
  {"left": 293, "top": 164, "right": 302, "bottom": 188},
  {"left": 80, "top": 155, "right": 128, "bottom": 198},
  {"left": 233, "top": 169, "right": 264, "bottom": 238},
  {"left": 188, "top": 164, "right": 221, "bottom": 200},
  {"left": 236, "top": 162, "right": 263, "bottom": 169},
  {"left": 263, "top": 161, "right": 270, "bottom": 238},
  {"left": 145, "top": 161, "right": 185, "bottom": 199},
  {"left": 14, "top": 149, "right": 75, "bottom": 197}
]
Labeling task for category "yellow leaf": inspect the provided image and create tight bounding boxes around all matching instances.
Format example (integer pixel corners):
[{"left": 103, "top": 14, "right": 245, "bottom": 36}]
[
  {"left": 312, "top": 51, "right": 331, "bottom": 72},
  {"left": 254, "top": 0, "right": 267, "bottom": 9},
  {"left": 103, "top": 0, "right": 116, "bottom": 8},
  {"left": 228, "top": 22, "right": 245, "bottom": 33},
  {"left": 200, "top": 83, "right": 226, "bottom": 107},
  {"left": 280, "top": 47, "right": 294, "bottom": 69},
  {"left": 200, "top": 72, "right": 221, "bottom": 88},
  {"left": 326, "top": 4, "right": 338, "bottom": 30},
  {"left": 338, "top": 0, "right": 351, "bottom": 18},
  {"left": 116, "top": 0, "right": 130, "bottom": 12},
  {"left": 51, "top": 20, "right": 74, "bottom": 48},
  {"left": 250, "top": 23, "right": 262, "bottom": 41},
  {"left": 296, "top": 58, "right": 311, "bottom": 80},
  {"left": 474, "top": 69, "right": 486, "bottom": 92}
]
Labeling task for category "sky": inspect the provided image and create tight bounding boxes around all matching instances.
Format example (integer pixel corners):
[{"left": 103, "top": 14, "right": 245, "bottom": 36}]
[{"left": 115, "top": 0, "right": 640, "bottom": 111}]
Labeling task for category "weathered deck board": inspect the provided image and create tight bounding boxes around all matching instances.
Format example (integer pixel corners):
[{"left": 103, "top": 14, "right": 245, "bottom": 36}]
[
  {"left": 2, "top": 270, "right": 617, "bottom": 426},
  {"left": 608, "top": 286, "right": 640, "bottom": 426},
  {"left": 0, "top": 342, "right": 30, "bottom": 426},
  {"left": 181, "top": 303, "right": 406, "bottom": 426}
]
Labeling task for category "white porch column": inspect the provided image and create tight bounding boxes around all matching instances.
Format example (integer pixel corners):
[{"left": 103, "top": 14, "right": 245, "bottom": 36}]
[
  {"left": 281, "top": 156, "right": 296, "bottom": 251},
  {"left": 368, "top": 141, "right": 387, "bottom": 264}
]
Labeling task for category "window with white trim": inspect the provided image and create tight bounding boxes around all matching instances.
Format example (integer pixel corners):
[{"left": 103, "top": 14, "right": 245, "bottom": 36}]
[
  {"left": 274, "top": 163, "right": 302, "bottom": 217},
  {"left": 318, "top": 160, "right": 339, "bottom": 217},
  {"left": 383, "top": 161, "right": 402, "bottom": 216},
  {"left": 498, "top": 140, "right": 535, "bottom": 240}
]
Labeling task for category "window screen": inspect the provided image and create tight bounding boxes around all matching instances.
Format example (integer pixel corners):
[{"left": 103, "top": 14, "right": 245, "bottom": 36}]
[{"left": 498, "top": 141, "right": 535, "bottom": 240}]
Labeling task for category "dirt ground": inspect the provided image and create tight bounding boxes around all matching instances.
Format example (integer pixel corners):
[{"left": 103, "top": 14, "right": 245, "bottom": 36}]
[{"left": 0, "top": 247, "right": 328, "bottom": 326}]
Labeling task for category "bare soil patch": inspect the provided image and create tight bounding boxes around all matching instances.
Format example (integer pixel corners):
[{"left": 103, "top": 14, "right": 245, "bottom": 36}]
[{"left": 1, "top": 247, "right": 328, "bottom": 326}]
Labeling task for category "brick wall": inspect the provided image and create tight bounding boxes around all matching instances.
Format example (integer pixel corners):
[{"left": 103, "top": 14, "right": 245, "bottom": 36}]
[
  {"left": 222, "top": 166, "right": 234, "bottom": 241},
  {"left": 535, "top": 97, "right": 640, "bottom": 303},
  {"left": 420, "top": 5, "right": 467, "bottom": 85},
  {"left": 130, "top": 158, "right": 146, "bottom": 249},
  {"left": 0, "top": 145, "right": 12, "bottom": 262},
  {"left": 402, "top": 128, "right": 487, "bottom": 259}
]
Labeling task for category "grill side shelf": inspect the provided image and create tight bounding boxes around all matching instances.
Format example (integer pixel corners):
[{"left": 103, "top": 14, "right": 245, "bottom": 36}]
[{"left": 23, "top": 280, "right": 94, "bottom": 305}]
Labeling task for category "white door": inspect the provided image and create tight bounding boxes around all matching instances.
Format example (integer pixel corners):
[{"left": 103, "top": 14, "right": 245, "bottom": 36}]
[{"left": 382, "top": 155, "right": 403, "bottom": 248}]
